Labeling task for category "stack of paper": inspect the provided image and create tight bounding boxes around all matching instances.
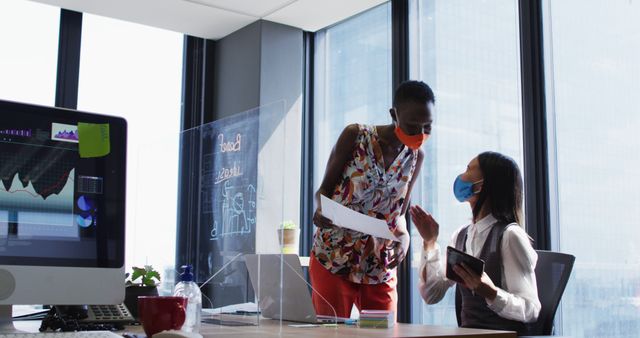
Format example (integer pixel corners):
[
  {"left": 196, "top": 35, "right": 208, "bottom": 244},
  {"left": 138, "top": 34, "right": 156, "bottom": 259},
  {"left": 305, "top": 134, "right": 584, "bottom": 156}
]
[{"left": 358, "top": 310, "right": 394, "bottom": 328}]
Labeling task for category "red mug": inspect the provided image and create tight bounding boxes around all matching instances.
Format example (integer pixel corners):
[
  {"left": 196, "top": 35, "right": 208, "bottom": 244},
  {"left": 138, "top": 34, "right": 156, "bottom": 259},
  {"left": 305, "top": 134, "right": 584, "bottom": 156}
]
[{"left": 138, "top": 296, "right": 187, "bottom": 337}]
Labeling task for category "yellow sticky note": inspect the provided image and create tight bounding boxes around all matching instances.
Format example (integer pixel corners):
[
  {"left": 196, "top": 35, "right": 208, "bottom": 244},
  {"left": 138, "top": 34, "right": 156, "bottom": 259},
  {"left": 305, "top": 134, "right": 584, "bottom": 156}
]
[{"left": 78, "top": 123, "right": 110, "bottom": 158}]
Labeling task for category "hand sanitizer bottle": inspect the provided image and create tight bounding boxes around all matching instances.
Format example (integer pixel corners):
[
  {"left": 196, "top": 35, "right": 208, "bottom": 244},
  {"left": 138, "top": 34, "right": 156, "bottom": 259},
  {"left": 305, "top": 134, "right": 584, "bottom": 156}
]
[{"left": 173, "top": 265, "right": 202, "bottom": 333}]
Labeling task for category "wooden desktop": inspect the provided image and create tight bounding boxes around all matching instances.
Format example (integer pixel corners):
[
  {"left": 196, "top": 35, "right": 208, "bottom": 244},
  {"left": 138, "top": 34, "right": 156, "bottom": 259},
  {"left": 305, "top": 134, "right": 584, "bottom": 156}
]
[
  {"left": 13, "top": 314, "right": 517, "bottom": 338},
  {"left": 197, "top": 317, "right": 516, "bottom": 338}
]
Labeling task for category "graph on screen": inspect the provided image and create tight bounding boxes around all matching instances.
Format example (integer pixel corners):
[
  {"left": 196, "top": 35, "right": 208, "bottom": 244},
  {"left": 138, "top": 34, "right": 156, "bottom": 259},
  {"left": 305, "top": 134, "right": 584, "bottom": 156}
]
[
  {"left": 0, "top": 169, "right": 74, "bottom": 209},
  {"left": 0, "top": 142, "right": 76, "bottom": 228},
  {"left": 51, "top": 123, "right": 79, "bottom": 143}
]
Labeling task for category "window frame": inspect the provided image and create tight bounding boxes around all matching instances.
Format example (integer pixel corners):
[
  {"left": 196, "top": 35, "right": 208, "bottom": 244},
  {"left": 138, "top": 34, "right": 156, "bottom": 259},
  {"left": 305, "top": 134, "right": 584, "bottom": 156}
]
[
  {"left": 518, "top": 0, "right": 551, "bottom": 251},
  {"left": 55, "top": 9, "right": 83, "bottom": 110}
]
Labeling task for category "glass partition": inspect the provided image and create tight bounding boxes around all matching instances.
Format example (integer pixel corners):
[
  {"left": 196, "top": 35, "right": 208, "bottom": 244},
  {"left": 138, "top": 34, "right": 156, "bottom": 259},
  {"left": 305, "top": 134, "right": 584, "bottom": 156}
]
[{"left": 180, "top": 102, "right": 333, "bottom": 330}]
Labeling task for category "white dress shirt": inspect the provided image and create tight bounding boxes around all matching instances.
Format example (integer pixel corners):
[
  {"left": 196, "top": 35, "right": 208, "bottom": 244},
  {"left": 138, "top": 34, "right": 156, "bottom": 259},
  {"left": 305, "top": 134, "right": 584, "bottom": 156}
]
[{"left": 417, "top": 214, "right": 541, "bottom": 323}]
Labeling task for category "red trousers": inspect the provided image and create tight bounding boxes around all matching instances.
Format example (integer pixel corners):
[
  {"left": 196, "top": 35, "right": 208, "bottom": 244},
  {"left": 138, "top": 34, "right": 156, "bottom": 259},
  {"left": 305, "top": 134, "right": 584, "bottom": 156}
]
[{"left": 309, "top": 253, "right": 397, "bottom": 321}]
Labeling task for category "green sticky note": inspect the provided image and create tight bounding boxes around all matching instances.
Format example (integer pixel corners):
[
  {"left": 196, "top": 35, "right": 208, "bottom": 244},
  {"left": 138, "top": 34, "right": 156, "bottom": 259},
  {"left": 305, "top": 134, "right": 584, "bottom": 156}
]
[{"left": 78, "top": 123, "right": 110, "bottom": 158}]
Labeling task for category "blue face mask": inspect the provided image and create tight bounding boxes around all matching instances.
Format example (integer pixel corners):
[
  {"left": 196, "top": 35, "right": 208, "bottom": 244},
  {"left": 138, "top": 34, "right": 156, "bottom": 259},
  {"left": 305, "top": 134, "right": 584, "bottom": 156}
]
[{"left": 453, "top": 175, "right": 483, "bottom": 202}]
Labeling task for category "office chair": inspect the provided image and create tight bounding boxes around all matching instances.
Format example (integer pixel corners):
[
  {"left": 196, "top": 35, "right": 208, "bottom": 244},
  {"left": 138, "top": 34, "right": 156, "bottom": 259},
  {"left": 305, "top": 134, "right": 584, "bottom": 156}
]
[
  {"left": 529, "top": 250, "right": 575, "bottom": 335},
  {"left": 453, "top": 250, "right": 574, "bottom": 335}
]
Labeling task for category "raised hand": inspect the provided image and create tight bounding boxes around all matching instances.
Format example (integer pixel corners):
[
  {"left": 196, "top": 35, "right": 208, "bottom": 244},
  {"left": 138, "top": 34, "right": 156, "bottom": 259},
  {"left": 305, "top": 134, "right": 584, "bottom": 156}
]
[{"left": 410, "top": 205, "right": 439, "bottom": 251}]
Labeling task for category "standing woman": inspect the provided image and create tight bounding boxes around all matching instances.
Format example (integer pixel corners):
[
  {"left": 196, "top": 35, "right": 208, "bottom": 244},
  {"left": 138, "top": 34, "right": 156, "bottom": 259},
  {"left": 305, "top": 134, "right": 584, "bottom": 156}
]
[
  {"left": 413, "top": 152, "right": 540, "bottom": 335},
  {"left": 310, "top": 81, "right": 434, "bottom": 320}
]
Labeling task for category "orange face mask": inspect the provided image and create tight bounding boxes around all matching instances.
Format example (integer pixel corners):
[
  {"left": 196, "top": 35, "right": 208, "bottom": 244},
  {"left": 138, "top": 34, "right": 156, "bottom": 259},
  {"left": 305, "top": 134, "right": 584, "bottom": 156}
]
[{"left": 394, "top": 126, "right": 429, "bottom": 150}]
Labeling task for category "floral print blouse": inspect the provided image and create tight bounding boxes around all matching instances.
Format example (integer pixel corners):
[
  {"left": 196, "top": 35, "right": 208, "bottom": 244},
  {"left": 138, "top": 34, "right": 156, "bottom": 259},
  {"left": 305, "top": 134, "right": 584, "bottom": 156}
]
[{"left": 312, "top": 124, "right": 418, "bottom": 284}]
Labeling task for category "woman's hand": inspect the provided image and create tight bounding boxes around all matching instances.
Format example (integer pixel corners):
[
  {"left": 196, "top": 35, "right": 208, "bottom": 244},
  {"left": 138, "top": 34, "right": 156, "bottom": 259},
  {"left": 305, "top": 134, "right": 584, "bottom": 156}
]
[
  {"left": 386, "top": 223, "right": 410, "bottom": 269},
  {"left": 410, "top": 205, "right": 439, "bottom": 251},
  {"left": 313, "top": 208, "right": 336, "bottom": 229},
  {"left": 453, "top": 263, "right": 498, "bottom": 301}
]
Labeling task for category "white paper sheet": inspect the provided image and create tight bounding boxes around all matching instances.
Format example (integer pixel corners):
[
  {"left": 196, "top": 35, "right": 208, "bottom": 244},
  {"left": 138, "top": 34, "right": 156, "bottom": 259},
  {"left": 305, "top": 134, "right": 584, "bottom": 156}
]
[
  {"left": 320, "top": 195, "right": 399, "bottom": 242},
  {"left": 203, "top": 302, "right": 258, "bottom": 313}
]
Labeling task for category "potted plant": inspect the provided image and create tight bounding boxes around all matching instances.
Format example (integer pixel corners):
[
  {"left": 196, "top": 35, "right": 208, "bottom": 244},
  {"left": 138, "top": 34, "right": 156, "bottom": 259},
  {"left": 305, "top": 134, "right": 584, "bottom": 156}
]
[
  {"left": 277, "top": 220, "right": 300, "bottom": 255},
  {"left": 124, "top": 265, "right": 160, "bottom": 320}
]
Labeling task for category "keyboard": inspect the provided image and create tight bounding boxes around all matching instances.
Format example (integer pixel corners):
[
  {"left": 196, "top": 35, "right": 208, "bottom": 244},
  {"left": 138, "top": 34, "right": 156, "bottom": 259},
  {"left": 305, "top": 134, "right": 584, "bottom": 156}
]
[{"left": 0, "top": 332, "right": 123, "bottom": 338}]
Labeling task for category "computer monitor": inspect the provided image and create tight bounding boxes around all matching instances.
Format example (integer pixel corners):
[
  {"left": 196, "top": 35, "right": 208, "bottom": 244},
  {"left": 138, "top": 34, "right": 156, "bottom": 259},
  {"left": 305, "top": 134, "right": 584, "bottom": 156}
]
[{"left": 0, "top": 100, "right": 126, "bottom": 329}]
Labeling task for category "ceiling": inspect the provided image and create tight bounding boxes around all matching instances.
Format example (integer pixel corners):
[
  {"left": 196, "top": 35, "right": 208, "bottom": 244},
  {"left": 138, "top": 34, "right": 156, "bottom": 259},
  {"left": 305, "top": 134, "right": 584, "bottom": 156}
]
[{"left": 29, "top": 0, "right": 388, "bottom": 39}]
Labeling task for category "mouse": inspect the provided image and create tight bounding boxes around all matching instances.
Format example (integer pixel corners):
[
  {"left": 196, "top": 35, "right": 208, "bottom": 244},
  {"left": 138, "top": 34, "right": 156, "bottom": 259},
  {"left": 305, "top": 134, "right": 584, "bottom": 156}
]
[{"left": 152, "top": 330, "right": 203, "bottom": 338}]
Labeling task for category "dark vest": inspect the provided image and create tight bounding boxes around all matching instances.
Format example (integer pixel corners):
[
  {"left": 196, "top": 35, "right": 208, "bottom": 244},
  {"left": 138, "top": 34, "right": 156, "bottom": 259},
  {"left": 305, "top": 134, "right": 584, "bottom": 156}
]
[{"left": 454, "top": 222, "right": 532, "bottom": 336}]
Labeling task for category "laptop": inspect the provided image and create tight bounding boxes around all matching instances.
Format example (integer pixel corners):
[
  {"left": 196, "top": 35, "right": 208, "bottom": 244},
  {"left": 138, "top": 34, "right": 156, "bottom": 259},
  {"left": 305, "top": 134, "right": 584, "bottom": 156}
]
[{"left": 244, "top": 254, "right": 347, "bottom": 324}]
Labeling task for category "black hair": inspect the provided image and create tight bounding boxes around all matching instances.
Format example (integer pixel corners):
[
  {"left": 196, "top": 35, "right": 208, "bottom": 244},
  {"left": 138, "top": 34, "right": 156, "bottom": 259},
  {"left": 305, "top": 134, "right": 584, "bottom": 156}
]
[
  {"left": 472, "top": 151, "right": 524, "bottom": 226},
  {"left": 393, "top": 80, "right": 435, "bottom": 108}
]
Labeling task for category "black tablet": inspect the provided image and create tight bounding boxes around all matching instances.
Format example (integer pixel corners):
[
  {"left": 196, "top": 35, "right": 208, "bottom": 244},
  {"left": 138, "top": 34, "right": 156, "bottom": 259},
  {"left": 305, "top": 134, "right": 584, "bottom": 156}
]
[{"left": 446, "top": 246, "right": 485, "bottom": 284}]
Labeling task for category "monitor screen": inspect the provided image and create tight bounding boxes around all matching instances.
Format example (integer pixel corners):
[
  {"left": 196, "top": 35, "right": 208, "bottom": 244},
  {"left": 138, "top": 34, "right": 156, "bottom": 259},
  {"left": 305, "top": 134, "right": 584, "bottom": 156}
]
[{"left": 0, "top": 99, "right": 126, "bottom": 269}]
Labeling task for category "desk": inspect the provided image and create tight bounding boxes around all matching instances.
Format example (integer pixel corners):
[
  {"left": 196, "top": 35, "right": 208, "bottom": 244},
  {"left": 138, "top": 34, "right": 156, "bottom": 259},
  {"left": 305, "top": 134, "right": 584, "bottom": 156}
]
[
  {"left": 198, "top": 320, "right": 516, "bottom": 338},
  {"left": 14, "top": 319, "right": 516, "bottom": 338}
]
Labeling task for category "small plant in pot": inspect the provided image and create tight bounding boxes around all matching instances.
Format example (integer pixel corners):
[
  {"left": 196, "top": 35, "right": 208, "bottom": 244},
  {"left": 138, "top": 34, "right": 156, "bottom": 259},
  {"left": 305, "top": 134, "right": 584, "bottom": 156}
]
[
  {"left": 277, "top": 220, "right": 300, "bottom": 255},
  {"left": 124, "top": 265, "right": 160, "bottom": 320}
]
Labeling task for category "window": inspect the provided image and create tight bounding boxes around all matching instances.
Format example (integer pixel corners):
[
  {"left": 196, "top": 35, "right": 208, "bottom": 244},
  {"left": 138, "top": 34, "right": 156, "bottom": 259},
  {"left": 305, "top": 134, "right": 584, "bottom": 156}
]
[
  {"left": 408, "top": 0, "right": 524, "bottom": 324},
  {"left": 0, "top": 0, "right": 59, "bottom": 105},
  {"left": 77, "top": 14, "right": 184, "bottom": 294},
  {"left": 544, "top": 1, "right": 640, "bottom": 336},
  {"left": 313, "top": 2, "right": 392, "bottom": 188}
]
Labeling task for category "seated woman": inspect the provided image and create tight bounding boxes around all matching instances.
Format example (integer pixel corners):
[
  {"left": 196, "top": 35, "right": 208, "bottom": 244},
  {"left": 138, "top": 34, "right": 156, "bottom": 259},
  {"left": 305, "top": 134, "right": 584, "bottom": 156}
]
[{"left": 412, "top": 151, "right": 540, "bottom": 335}]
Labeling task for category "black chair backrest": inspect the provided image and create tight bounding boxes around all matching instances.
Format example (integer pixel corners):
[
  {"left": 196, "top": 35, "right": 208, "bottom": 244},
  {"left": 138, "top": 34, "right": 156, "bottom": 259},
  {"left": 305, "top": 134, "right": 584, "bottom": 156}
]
[{"left": 529, "top": 250, "right": 575, "bottom": 335}]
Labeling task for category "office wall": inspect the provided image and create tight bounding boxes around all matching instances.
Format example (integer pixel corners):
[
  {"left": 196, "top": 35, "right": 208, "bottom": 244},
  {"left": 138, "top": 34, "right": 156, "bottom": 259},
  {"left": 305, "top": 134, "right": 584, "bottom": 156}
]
[
  {"left": 211, "top": 20, "right": 303, "bottom": 255},
  {"left": 256, "top": 21, "right": 303, "bottom": 254},
  {"left": 212, "top": 21, "right": 261, "bottom": 120}
]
